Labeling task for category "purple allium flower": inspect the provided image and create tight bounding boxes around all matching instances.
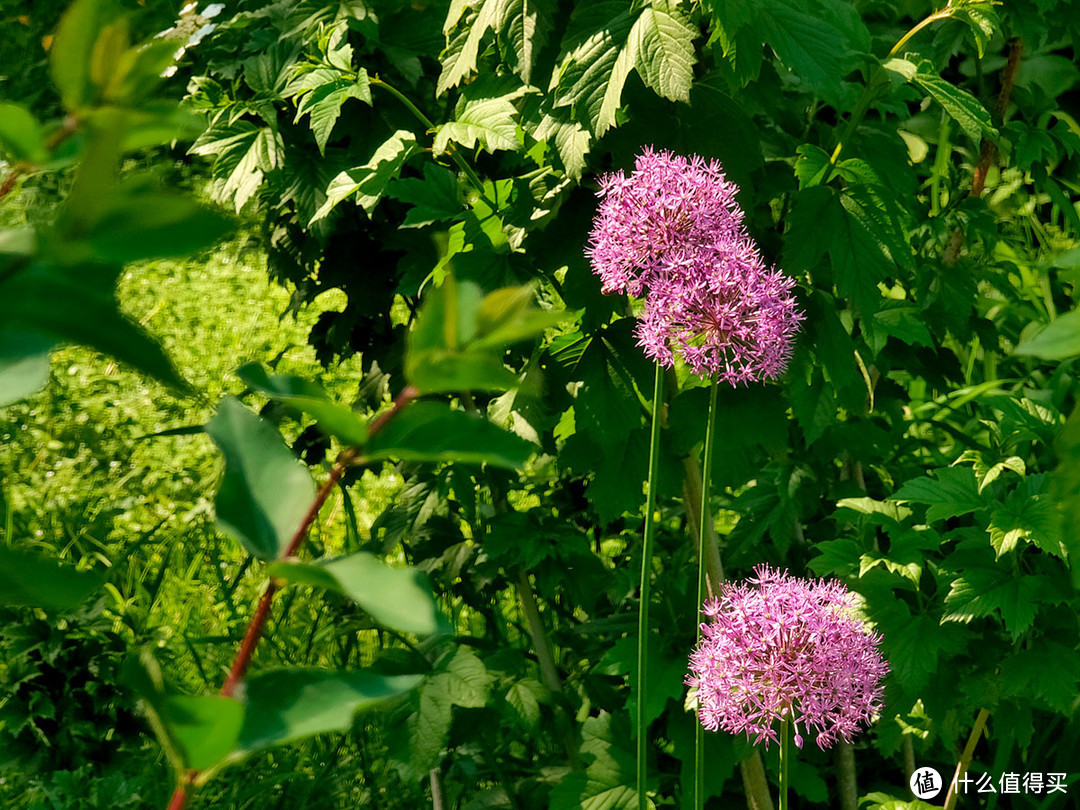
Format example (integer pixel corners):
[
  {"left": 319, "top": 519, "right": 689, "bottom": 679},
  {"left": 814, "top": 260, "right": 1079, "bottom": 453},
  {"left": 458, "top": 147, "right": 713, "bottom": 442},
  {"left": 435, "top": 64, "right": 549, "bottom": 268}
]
[
  {"left": 586, "top": 147, "right": 801, "bottom": 383},
  {"left": 586, "top": 147, "right": 744, "bottom": 297},
  {"left": 635, "top": 243, "right": 801, "bottom": 384},
  {"left": 686, "top": 565, "right": 888, "bottom": 750}
]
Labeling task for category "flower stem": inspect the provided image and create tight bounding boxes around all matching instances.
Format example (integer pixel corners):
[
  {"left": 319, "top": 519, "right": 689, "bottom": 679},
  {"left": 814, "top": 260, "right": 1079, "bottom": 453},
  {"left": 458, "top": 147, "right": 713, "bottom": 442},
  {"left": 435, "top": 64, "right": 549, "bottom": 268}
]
[
  {"left": 779, "top": 718, "right": 790, "bottom": 810},
  {"left": 693, "top": 381, "right": 719, "bottom": 810},
  {"left": 943, "top": 708, "right": 990, "bottom": 810},
  {"left": 637, "top": 362, "right": 665, "bottom": 810}
]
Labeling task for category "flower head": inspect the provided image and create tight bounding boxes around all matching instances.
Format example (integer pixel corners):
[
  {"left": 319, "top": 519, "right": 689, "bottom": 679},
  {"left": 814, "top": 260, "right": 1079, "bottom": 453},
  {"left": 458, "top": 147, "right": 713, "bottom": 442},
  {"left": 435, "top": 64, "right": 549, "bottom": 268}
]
[
  {"left": 586, "top": 147, "right": 801, "bottom": 383},
  {"left": 586, "top": 147, "right": 743, "bottom": 297},
  {"left": 635, "top": 242, "right": 801, "bottom": 384},
  {"left": 686, "top": 565, "right": 887, "bottom": 750}
]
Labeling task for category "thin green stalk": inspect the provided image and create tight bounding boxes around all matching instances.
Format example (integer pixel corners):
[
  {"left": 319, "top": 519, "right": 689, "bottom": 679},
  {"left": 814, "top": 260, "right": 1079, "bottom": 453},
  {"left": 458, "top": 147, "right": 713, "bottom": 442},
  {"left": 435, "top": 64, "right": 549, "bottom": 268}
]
[
  {"left": 369, "top": 77, "right": 486, "bottom": 195},
  {"left": 637, "top": 362, "right": 665, "bottom": 810},
  {"left": 693, "top": 381, "right": 719, "bottom": 810},
  {"left": 779, "top": 718, "right": 790, "bottom": 810}
]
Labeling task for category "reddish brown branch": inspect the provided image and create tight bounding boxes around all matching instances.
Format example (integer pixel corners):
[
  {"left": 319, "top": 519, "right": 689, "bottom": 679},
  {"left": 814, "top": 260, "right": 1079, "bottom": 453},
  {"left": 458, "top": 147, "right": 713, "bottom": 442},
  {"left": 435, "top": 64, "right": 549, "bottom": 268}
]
[
  {"left": 0, "top": 116, "right": 79, "bottom": 205},
  {"left": 165, "top": 384, "right": 420, "bottom": 809},
  {"left": 944, "top": 37, "right": 1023, "bottom": 265}
]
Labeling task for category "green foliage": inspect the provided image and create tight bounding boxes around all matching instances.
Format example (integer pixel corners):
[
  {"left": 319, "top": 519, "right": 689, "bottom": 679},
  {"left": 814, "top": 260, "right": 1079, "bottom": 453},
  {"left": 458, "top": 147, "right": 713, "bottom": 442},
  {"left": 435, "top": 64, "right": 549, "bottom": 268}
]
[{"left": 5, "top": 0, "right": 1080, "bottom": 807}]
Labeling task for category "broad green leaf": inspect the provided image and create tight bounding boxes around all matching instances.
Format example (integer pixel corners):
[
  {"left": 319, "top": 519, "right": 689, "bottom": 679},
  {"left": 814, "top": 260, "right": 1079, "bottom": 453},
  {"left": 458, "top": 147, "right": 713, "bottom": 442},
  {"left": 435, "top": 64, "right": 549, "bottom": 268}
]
[
  {"left": 471, "top": 285, "right": 570, "bottom": 350},
  {"left": 793, "top": 143, "right": 831, "bottom": 188},
  {"left": 190, "top": 122, "right": 283, "bottom": 212},
  {"left": 0, "top": 262, "right": 188, "bottom": 391},
  {"left": 885, "top": 57, "right": 996, "bottom": 141},
  {"left": 943, "top": 567, "right": 1050, "bottom": 637},
  {"left": 988, "top": 494, "right": 1064, "bottom": 558},
  {"left": 1000, "top": 639, "right": 1080, "bottom": 715},
  {"left": 869, "top": 597, "right": 967, "bottom": 695},
  {"left": 0, "top": 103, "right": 48, "bottom": 163},
  {"left": 874, "top": 303, "right": 934, "bottom": 347},
  {"left": 164, "top": 695, "right": 245, "bottom": 771},
  {"left": 571, "top": 325, "right": 648, "bottom": 448},
  {"left": 235, "top": 362, "right": 368, "bottom": 446},
  {"left": 50, "top": 0, "right": 119, "bottom": 110},
  {"left": 433, "top": 95, "right": 520, "bottom": 155},
  {"left": 386, "top": 163, "right": 462, "bottom": 228},
  {"left": 552, "top": 3, "right": 696, "bottom": 137},
  {"left": 270, "top": 552, "right": 442, "bottom": 635},
  {"left": 407, "top": 646, "right": 493, "bottom": 771},
  {"left": 549, "top": 4, "right": 635, "bottom": 136},
  {"left": 891, "top": 466, "right": 984, "bottom": 522},
  {"left": 205, "top": 397, "right": 315, "bottom": 559},
  {"left": 549, "top": 713, "right": 640, "bottom": 810},
  {"left": 807, "top": 539, "right": 862, "bottom": 577},
  {"left": 81, "top": 191, "right": 233, "bottom": 263},
  {"left": 366, "top": 402, "right": 533, "bottom": 468},
  {"left": 237, "top": 669, "right": 423, "bottom": 753},
  {"left": 860, "top": 793, "right": 939, "bottom": 810},
  {"left": 0, "top": 332, "right": 53, "bottom": 407},
  {"left": 758, "top": 0, "right": 859, "bottom": 106},
  {"left": 1014, "top": 308, "right": 1080, "bottom": 360},
  {"left": 0, "top": 547, "right": 104, "bottom": 612},
  {"left": 286, "top": 67, "right": 371, "bottom": 153},
  {"left": 504, "top": 677, "right": 547, "bottom": 730},
  {"left": 406, "top": 349, "right": 518, "bottom": 393},
  {"left": 312, "top": 130, "right": 419, "bottom": 222}
]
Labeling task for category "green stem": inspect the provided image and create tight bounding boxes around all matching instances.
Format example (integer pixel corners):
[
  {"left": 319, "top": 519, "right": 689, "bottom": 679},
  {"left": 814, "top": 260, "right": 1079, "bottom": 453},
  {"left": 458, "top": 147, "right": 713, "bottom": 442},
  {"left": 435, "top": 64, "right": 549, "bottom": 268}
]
[
  {"left": 693, "top": 381, "right": 719, "bottom": 810},
  {"left": 637, "top": 362, "right": 665, "bottom": 810},
  {"left": 779, "top": 718, "right": 790, "bottom": 810},
  {"left": 824, "top": 7, "right": 957, "bottom": 182},
  {"left": 370, "top": 77, "right": 486, "bottom": 195}
]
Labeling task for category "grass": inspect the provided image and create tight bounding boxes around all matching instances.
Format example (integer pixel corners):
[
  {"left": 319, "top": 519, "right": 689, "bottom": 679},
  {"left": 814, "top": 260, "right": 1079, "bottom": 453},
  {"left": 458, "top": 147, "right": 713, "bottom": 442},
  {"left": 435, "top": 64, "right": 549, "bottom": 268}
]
[{"left": 0, "top": 235, "right": 418, "bottom": 808}]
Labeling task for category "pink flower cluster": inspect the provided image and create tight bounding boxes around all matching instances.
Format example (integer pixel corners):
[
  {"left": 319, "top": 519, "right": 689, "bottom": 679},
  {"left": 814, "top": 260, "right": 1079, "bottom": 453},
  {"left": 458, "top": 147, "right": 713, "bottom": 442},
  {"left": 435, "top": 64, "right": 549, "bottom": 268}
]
[
  {"left": 586, "top": 148, "right": 801, "bottom": 384},
  {"left": 686, "top": 565, "right": 888, "bottom": 750}
]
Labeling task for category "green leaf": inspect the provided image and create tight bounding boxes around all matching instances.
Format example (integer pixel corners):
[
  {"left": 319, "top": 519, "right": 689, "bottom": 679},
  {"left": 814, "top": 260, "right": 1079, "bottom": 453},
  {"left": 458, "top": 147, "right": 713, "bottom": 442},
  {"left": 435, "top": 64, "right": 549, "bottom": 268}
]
[
  {"left": 205, "top": 397, "right": 315, "bottom": 559},
  {"left": 406, "top": 349, "right": 518, "bottom": 393},
  {"left": 0, "top": 547, "right": 104, "bottom": 612},
  {"left": 0, "top": 332, "right": 53, "bottom": 407},
  {"left": 885, "top": 57, "right": 996, "bottom": 141},
  {"left": 793, "top": 143, "right": 831, "bottom": 189},
  {"left": 891, "top": 466, "right": 985, "bottom": 522},
  {"left": 367, "top": 402, "right": 533, "bottom": 469},
  {"left": 237, "top": 669, "right": 422, "bottom": 753},
  {"left": 386, "top": 163, "right": 462, "bottom": 228},
  {"left": 406, "top": 646, "right": 493, "bottom": 771},
  {"left": 312, "top": 130, "right": 419, "bottom": 223},
  {"left": 1014, "top": 308, "right": 1080, "bottom": 360},
  {"left": 874, "top": 303, "right": 934, "bottom": 347},
  {"left": 758, "top": 0, "right": 861, "bottom": 106},
  {"left": 549, "top": 4, "right": 635, "bottom": 136},
  {"left": 504, "top": 677, "right": 547, "bottom": 730},
  {"left": 235, "top": 363, "right": 368, "bottom": 446},
  {"left": 0, "top": 262, "right": 188, "bottom": 392},
  {"left": 50, "top": 0, "right": 119, "bottom": 110},
  {"left": 552, "top": 3, "right": 696, "bottom": 136},
  {"left": 943, "top": 567, "right": 1049, "bottom": 637},
  {"left": 1000, "top": 639, "right": 1080, "bottom": 714},
  {"left": 987, "top": 494, "right": 1064, "bottom": 558},
  {"left": 0, "top": 103, "right": 48, "bottom": 163},
  {"left": 571, "top": 325, "right": 647, "bottom": 448},
  {"left": 434, "top": 94, "right": 520, "bottom": 155},
  {"left": 549, "top": 713, "right": 639, "bottom": 810},
  {"left": 439, "top": 0, "right": 555, "bottom": 91},
  {"left": 81, "top": 191, "right": 233, "bottom": 264},
  {"left": 269, "top": 553, "right": 442, "bottom": 635},
  {"left": 285, "top": 61, "right": 371, "bottom": 154},
  {"left": 164, "top": 695, "right": 245, "bottom": 771},
  {"left": 471, "top": 285, "right": 570, "bottom": 350},
  {"left": 870, "top": 598, "right": 967, "bottom": 695},
  {"left": 190, "top": 122, "right": 283, "bottom": 212}
]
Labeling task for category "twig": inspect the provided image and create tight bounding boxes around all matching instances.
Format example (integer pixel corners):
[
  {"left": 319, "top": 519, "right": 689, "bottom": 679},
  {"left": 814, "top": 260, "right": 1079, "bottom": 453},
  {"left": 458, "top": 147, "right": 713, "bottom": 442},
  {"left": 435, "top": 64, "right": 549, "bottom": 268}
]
[{"left": 165, "top": 385, "right": 419, "bottom": 809}]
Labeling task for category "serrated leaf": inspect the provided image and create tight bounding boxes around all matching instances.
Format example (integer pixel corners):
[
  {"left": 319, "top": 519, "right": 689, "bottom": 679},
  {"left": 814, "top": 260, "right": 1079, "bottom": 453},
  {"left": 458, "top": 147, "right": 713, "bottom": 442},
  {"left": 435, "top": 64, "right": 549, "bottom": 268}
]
[
  {"left": 366, "top": 402, "right": 533, "bottom": 468},
  {"left": 386, "top": 163, "right": 461, "bottom": 228},
  {"left": 235, "top": 362, "right": 368, "bottom": 445},
  {"left": 807, "top": 539, "right": 862, "bottom": 576},
  {"left": 943, "top": 568, "right": 1048, "bottom": 637},
  {"left": 891, "top": 466, "right": 984, "bottom": 522},
  {"left": 438, "top": 0, "right": 554, "bottom": 91},
  {"left": 205, "top": 397, "right": 315, "bottom": 560},
  {"left": 794, "top": 143, "right": 831, "bottom": 188},
  {"left": 0, "top": 547, "right": 104, "bottom": 612},
  {"left": 288, "top": 68, "right": 371, "bottom": 153},
  {"left": 1000, "top": 639, "right": 1080, "bottom": 714},
  {"left": 549, "top": 713, "right": 640, "bottom": 810},
  {"left": 190, "top": 122, "right": 283, "bottom": 212},
  {"left": 312, "top": 130, "right": 419, "bottom": 222},
  {"left": 886, "top": 57, "right": 996, "bottom": 141},
  {"left": 869, "top": 597, "right": 967, "bottom": 696},
  {"left": 988, "top": 494, "right": 1064, "bottom": 558},
  {"left": 628, "top": 5, "right": 697, "bottom": 104},
  {"left": 407, "top": 647, "right": 493, "bottom": 770},
  {"left": 434, "top": 95, "right": 520, "bottom": 155},
  {"left": 270, "top": 553, "right": 442, "bottom": 635},
  {"left": 237, "top": 669, "right": 422, "bottom": 753},
  {"left": 758, "top": 0, "right": 859, "bottom": 105},
  {"left": 504, "top": 678, "right": 546, "bottom": 730}
]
